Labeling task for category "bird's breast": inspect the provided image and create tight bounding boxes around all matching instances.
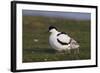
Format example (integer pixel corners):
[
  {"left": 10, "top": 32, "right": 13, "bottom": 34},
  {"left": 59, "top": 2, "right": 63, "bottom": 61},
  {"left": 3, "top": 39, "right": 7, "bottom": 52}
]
[{"left": 49, "top": 34, "right": 59, "bottom": 49}]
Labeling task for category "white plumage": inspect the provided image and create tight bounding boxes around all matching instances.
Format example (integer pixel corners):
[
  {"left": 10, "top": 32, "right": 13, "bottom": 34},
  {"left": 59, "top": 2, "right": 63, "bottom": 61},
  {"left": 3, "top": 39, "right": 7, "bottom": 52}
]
[
  {"left": 49, "top": 26, "right": 79, "bottom": 54},
  {"left": 57, "top": 33, "right": 70, "bottom": 43}
]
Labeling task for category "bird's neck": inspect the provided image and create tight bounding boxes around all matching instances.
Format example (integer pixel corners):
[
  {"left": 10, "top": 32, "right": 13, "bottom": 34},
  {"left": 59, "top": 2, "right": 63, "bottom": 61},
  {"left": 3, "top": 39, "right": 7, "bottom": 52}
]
[{"left": 51, "top": 30, "right": 59, "bottom": 34}]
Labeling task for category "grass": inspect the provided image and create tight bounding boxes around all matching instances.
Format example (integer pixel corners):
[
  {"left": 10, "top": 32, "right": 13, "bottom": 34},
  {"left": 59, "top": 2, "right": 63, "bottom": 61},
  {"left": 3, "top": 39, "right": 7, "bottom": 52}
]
[{"left": 22, "top": 16, "right": 91, "bottom": 63}]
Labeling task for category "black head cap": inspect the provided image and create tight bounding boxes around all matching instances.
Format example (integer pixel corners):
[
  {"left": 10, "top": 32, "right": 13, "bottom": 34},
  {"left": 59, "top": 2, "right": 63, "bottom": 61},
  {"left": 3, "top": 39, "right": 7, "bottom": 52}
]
[{"left": 49, "top": 26, "right": 57, "bottom": 31}]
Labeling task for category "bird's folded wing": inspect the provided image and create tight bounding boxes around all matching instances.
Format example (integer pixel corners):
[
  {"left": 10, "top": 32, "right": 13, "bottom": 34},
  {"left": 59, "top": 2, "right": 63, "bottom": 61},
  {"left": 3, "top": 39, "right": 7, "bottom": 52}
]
[{"left": 57, "top": 33, "right": 71, "bottom": 43}]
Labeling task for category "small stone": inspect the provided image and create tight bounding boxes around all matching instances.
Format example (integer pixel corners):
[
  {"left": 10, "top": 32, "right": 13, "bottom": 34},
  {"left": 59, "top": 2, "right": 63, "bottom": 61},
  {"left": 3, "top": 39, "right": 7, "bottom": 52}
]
[
  {"left": 44, "top": 59, "right": 48, "bottom": 61},
  {"left": 33, "top": 39, "right": 39, "bottom": 42}
]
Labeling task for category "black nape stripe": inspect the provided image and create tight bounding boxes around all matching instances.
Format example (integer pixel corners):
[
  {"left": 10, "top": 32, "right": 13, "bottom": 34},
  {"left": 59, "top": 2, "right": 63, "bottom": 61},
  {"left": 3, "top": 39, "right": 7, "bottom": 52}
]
[{"left": 57, "top": 32, "right": 66, "bottom": 36}]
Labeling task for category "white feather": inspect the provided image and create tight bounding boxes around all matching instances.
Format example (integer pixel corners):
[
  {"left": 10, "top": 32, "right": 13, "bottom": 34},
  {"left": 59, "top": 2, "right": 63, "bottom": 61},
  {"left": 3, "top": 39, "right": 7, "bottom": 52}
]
[{"left": 57, "top": 33, "right": 70, "bottom": 43}]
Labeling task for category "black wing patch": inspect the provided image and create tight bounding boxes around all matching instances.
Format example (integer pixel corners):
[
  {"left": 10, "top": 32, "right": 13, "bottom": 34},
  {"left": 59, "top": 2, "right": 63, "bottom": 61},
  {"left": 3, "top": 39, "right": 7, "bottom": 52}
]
[
  {"left": 57, "top": 32, "right": 66, "bottom": 36},
  {"left": 57, "top": 38, "right": 72, "bottom": 45}
]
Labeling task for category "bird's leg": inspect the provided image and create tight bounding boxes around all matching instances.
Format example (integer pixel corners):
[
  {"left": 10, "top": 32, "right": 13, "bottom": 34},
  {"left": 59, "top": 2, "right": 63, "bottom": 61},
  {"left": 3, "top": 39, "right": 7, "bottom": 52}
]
[
  {"left": 74, "top": 48, "right": 80, "bottom": 59},
  {"left": 74, "top": 48, "right": 79, "bottom": 55},
  {"left": 65, "top": 49, "right": 71, "bottom": 54},
  {"left": 68, "top": 49, "right": 71, "bottom": 54},
  {"left": 77, "top": 48, "right": 79, "bottom": 54}
]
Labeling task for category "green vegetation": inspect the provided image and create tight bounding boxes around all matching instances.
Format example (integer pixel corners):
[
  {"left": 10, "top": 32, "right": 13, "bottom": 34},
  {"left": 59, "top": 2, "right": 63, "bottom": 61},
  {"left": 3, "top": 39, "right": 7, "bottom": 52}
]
[{"left": 22, "top": 16, "right": 91, "bottom": 63}]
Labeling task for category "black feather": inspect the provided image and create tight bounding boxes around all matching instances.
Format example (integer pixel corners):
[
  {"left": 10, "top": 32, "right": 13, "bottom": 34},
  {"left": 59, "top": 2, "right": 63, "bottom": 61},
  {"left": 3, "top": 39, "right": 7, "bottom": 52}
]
[
  {"left": 49, "top": 25, "right": 57, "bottom": 31},
  {"left": 57, "top": 32, "right": 66, "bottom": 36},
  {"left": 57, "top": 38, "right": 72, "bottom": 45}
]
